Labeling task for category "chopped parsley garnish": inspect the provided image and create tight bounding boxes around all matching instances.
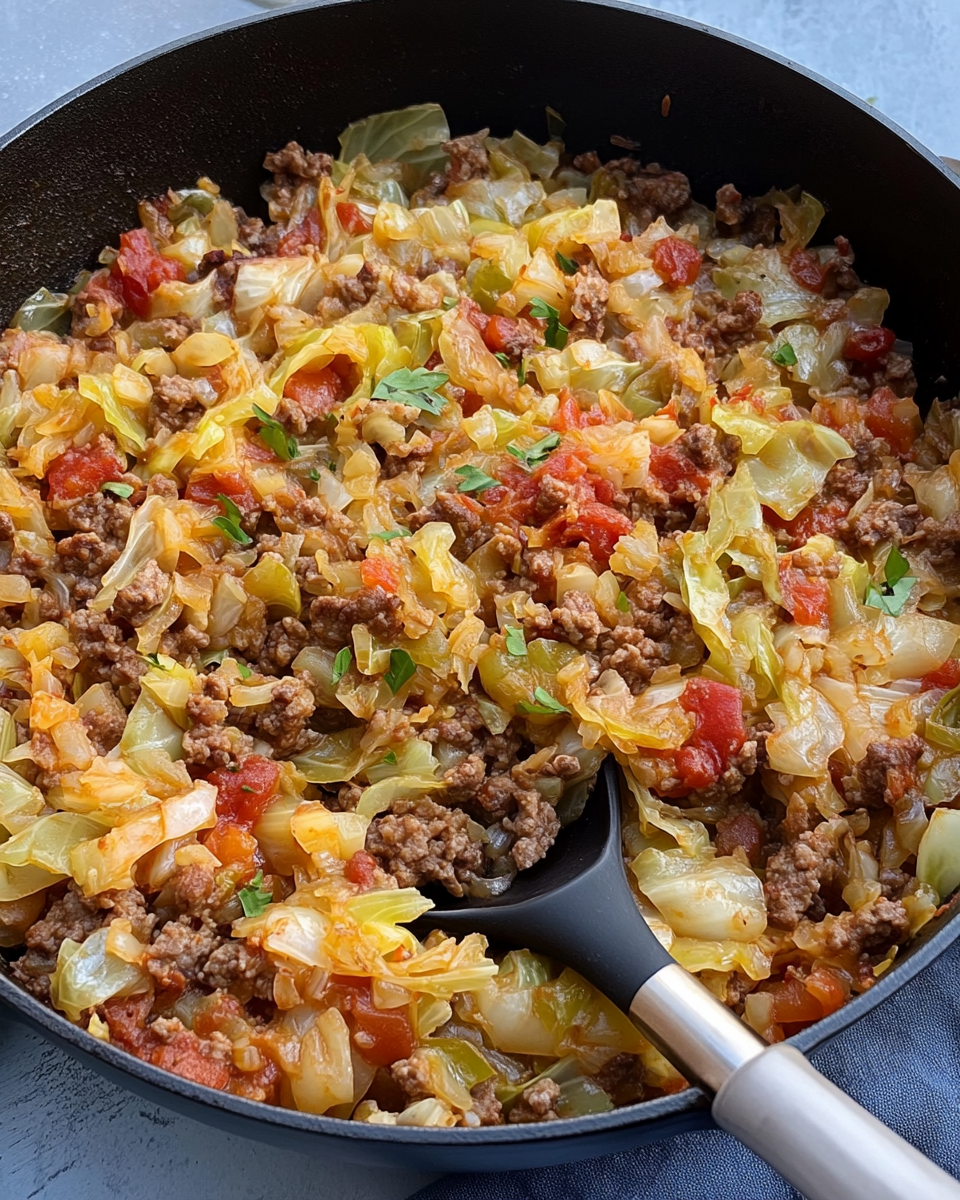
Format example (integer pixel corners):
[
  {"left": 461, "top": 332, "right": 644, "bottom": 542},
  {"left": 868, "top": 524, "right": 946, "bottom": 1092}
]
[
  {"left": 504, "top": 626, "right": 527, "bottom": 657},
  {"left": 517, "top": 687, "right": 569, "bottom": 717},
  {"left": 494, "top": 352, "right": 511, "bottom": 369},
  {"left": 308, "top": 468, "right": 320, "bottom": 481},
  {"left": 528, "top": 297, "right": 569, "bottom": 350},
  {"left": 236, "top": 661, "right": 252, "bottom": 680},
  {"left": 555, "top": 251, "right": 579, "bottom": 276},
  {"left": 212, "top": 493, "right": 252, "bottom": 545},
  {"left": 372, "top": 367, "right": 449, "bottom": 416},
  {"left": 771, "top": 343, "right": 798, "bottom": 367},
  {"left": 517, "top": 359, "right": 526, "bottom": 387},
  {"left": 238, "top": 870, "right": 273, "bottom": 919},
  {"left": 100, "top": 481, "right": 134, "bottom": 499},
  {"left": 143, "top": 653, "right": 165, "bottom": 669},
  {"left": 865, "top": 546, "right": 916, "bottom": 616},
  {"left": 369, "top": 528, "right": 412, "bottom": 542},
  {"left": 331, "top": 647, "right": 352, "bottom": 686},
  {"left": 384, "top": 648, "right": 416, "bottom": 694},
  {"left": 456, "top": 464, "right": 499, "bottom": 493},
  {"left": 382, "top": 750, "right": 398, "bottom": 765},
  {"left": 253, "top": 403, "right": 298, "bottom": 461},
  {"left": 616, "top": 590, "right": 630, "bottom": 613},
  {"left": 507, "top": 432, "right": 560, "bottom": 470},
  {"left": 241, "top": 785, "right": 255, "bottom": 793}
]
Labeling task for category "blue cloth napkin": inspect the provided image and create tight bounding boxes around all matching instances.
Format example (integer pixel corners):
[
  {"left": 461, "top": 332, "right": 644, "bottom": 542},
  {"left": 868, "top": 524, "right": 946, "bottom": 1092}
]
[{"left": 413, "top": 940, "right": 960, "bottom": 1200}]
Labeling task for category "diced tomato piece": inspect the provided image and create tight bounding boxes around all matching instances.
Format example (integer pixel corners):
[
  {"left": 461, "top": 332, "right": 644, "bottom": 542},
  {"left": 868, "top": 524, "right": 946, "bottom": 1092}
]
[
  {"left": 650, "top": 236, "right": 702, "bottom": 288},
  {"left": 185, "top": 469, "right": 257, "bottom": 514},
  {"left": 546, "top": 500, "right": 633, "bottom": 566},
  {"left": 103, "top": 994, "right": 233, "bottom": 1091},
  {"left": 208, "top": 756, "right": 280, "bottom": 828},
  {"left": 336, "top": 201, "right": 373, "bottom": 235},
  {"left": 460, "top": 391, "right": 484, "bottom": 417},
  {"left": 282, "top": 364, "right": 346, "bottom": 422},
  {"left": 788, "top": 249, "right": 824, "bottom": 293},
  {"left": 670, "top": 678, "right": 746, "bottom": 795},
  {"left": 327, "top": 976, "right": 416, "bottom": 1068},
  {"left": 360, "top": 557, "right": 400, "bottom": 593},
  {"left": 483, "top": 315, "right": 521, "bottom": 355},
  {"left": 549, "top": 388, "right": 609, "bottom": 432},
  {"left": 804, "top": 965, "right": 850, "bottom": 1017},
  {"left": 864, "top": 386, "right": 921, "bottom": 458},
  {"left": 345, "top": 850, "right": 379, "bottom": 889},
  {"left": 278, "top": 207, "right": 322, "bottom": 257},
  {"left": 921, "top": 658, "right": 960, "bottom": 692},
  {"left": 479, "top": 464, "right": 540, "bottom": 527},
  {"left": 535, "top": 445, "right": 589, "bottom": 485},
  {"left": 764, "top": 498, "right": 849, "bottom": 548},
  {"left": 766, "top": 977, "right": 825, "bottom": 1027},
  {"left": 202, "top": 822, "right": 261, "bottom": 879},
  {"left": 46, "top": 441, "right": 126, "bottom": 501},
  {"left": 620, "top": 231, "right": 633, "bottom": 242},
  {"left": 778, "top": 562, "right": 831, "bottom": 627},
  {"left": 843, "top": 325, "right": 896, "bottom": 364},
  {"left": 649, "top": 442, "right": 713, "bottom": 498},
  {"left": 111, "top": 227, "right": 184, "bottom": 318}
]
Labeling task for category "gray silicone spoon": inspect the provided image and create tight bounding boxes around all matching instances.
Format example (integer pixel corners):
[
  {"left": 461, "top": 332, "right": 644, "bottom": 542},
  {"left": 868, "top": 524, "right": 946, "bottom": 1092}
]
[{"left": 421, "top": 760, "right": 960, "bottom": 1200}]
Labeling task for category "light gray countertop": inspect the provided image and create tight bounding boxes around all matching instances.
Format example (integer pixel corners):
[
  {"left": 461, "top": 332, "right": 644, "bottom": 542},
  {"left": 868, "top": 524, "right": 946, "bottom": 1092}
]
[{"left": 1, "top": 2, "right": 958, "bottom": 1198}]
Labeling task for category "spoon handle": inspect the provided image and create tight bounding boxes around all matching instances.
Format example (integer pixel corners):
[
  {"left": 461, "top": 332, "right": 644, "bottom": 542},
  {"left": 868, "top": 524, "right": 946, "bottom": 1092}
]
[{"left": 632, "top": 963, "right": 960, "bottom": 1200}]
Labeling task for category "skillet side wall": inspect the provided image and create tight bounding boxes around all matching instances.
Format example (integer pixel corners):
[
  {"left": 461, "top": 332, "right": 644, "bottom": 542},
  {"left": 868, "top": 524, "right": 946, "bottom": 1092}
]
[
  {"left": 0, "top": 0, "right": 958, "bottom": 397},
  {"left": 1, "top": 0, "right": 960, "bottom": 1170}
]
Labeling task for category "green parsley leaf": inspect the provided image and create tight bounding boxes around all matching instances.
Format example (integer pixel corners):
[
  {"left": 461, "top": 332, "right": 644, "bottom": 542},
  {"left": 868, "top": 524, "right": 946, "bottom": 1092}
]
[
  {"left": 441, "top": 296, "right": 459, "bottom": 310},
  {"left": 252, "top": 403, "right": 298, "bottom": 461},
  {"left": 555, "top": 251, "right": 579, "bottom": 276},
  {"left": 308, "top": 467, "right": 320, "bottom": 481},
  {"left": 771, "top": 343, "right": 798, "bottom": 367},
  {"left": 236, "top": 661, "right": 252, "bottom": 680},
  {"left": 865, "top": 547, "right": 917, "bottom": 617},
  {"left": 494, "top": 352, "right": 512, "bottom": 369},
  {"left": 100, "top": 481, "right": 134, "bottom": 499},
  {"left": 504, "top": 626, "right": 527, "bottom": 657},
  {"left": 382, "top": 750, "right": 398, "bottom": 765},
  {"left": 517, "top": 686, "right": 570, "bottom": 717},
  {"left": 372, "top": 367, "right": 449, "bottom": 416},
  {"left": 545, "top": 106, "right": 566, "bottom": 139},
  {"left": 143, "top": 653, "right": 164, "bottom": 669},
  {"left": 456, "top": 464, "right": 499, "bottom": 493},
  {"left": 211, "top": 492, "right": 252, "bottom": 546},
  {"left": 331, "top": 646, "right": 352, "bottom": 686},
  {"left": 528, "top": 297, "right": 569, "bottom": 350},
  {"left": 384, "top": 648, "right": 416, "bottom": 694},
  {"left": 369, "top": 529, "right": 411, "bottom": 542},
  {"left": 884, "top": 545, "right": 911, "bottom": 587},
  {"left": 238, "top": 870, "right": 273, "bottom": 919},
  {"left": 517, "top": 359, "right": 526, "bottom": 387},
  {"left": 241, "top": 785, "right": 255, "bottom": 793},
  {"left": 616, "top": 590, "right": 630, "bottom": 613},
  {"left": 506, "top": 432, "right": 560, "bottom": 471}
]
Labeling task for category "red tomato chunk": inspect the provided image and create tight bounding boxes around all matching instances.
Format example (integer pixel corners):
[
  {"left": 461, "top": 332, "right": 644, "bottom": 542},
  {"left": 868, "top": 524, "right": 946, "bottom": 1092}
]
[
  {"left": 843, "top": 326, "right": 895, "bottom": 364},
  {"left": 921, "top": 659, "right": 960, "bottom": 692},
  {"left": 185, "top": 469, "right": 257, "bottom": 513},
  {"left": 671, "top": 677, "right": 747, "bottom": 793},
  {"left": 779, "top": 563, "right": 830, "bottom": 627},
  {"left": 788, "top": 249, "right": 824, "bottom": 293},
  {"left": 336, "top": 201, "right": 372, "bottom": 235},
  {"left": 47, "top": 442, "right": 126, "bottom": 501},
  {"left": 651, "top": 236, "right": 702, "bottom": 288},
  {"left": 282, "top": 364, "right": 347, "bottom": 421},
  {"left": 327, "top": 976, "right": 416, "bottom": 1068},
  {"left": 864, "top": 387, "right": 920, "bottom": 458},
  {"left": 111, "top": 227, "right": 184, "bottom": 318}
]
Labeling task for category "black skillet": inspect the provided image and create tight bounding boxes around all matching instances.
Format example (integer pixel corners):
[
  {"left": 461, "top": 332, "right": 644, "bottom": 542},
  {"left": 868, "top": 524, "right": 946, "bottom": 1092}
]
[{"left": 2, "top": 0, "right": 960, "bottom": 1177}]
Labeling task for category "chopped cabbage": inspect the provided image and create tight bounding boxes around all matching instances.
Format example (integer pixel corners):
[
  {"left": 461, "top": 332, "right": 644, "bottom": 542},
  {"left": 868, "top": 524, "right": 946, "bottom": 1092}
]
[
  {"left": 49, "top": 927, "right": 147, "bottom": 1022},
  {"left": 632, "top": 849, "right": 767, "bottom": 942}
]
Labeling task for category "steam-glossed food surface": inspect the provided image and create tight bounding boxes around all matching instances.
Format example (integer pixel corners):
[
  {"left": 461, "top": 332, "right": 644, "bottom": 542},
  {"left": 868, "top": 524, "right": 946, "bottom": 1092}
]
[{"left": 1, "top": 104, "right": 958, "bottom": 1126}]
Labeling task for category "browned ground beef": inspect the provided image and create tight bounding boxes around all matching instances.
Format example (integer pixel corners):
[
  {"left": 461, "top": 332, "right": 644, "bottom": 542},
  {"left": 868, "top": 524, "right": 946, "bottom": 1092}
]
[{"left": 366, "top": 796, "right": 485, "bottom": 896}]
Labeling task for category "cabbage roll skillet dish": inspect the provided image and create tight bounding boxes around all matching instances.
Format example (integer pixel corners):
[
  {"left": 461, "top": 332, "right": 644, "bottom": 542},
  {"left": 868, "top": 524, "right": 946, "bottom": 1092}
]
[{"left": 1, "top": 103, "right": 958, "bottom": 1127}]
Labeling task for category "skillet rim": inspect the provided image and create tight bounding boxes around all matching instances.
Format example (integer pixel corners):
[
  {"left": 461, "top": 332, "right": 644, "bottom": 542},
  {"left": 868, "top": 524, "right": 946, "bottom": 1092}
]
[{"left": 1, "top": 0, "right": 959, "bottom": 1151}]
